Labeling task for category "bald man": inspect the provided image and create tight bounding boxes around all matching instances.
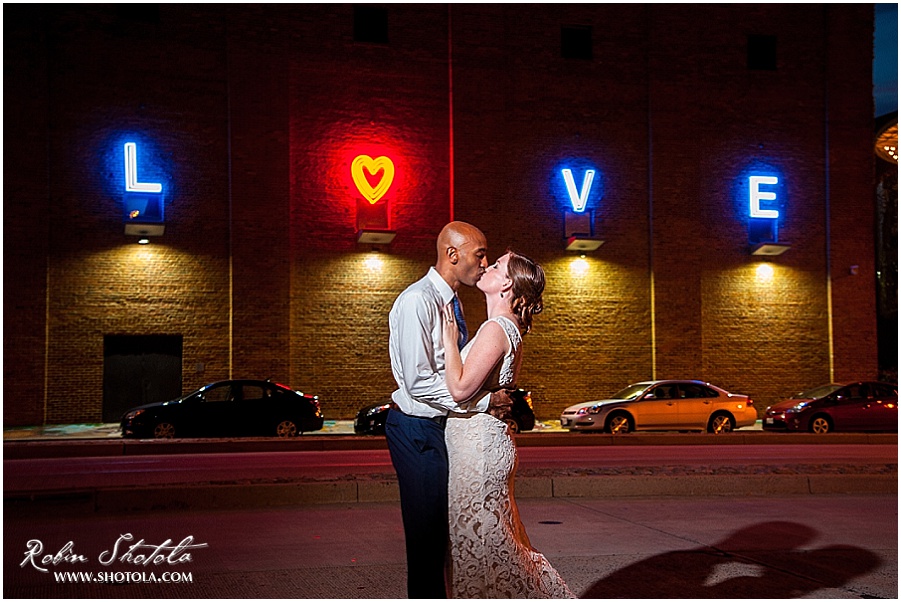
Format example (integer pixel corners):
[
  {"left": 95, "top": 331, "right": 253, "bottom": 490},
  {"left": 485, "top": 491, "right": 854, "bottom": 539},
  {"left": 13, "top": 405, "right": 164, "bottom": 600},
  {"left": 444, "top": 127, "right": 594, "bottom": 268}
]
[{"left": 386, "top": 221, "right": 511, "bottom": 599}]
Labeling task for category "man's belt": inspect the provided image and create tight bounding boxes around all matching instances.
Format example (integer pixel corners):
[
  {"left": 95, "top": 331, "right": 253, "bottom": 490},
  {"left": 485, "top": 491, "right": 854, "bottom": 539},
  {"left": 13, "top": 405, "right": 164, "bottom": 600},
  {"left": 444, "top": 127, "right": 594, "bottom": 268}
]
[{"left": 390, "top": 403, "right": 447, "bottom": 426}]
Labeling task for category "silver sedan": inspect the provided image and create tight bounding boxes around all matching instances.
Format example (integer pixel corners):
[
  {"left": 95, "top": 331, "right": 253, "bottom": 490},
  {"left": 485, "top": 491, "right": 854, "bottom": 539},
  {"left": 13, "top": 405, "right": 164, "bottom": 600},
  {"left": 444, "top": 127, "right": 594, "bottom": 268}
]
[{"left": 560, "top": 380, "right": 757, "bottom": 434}]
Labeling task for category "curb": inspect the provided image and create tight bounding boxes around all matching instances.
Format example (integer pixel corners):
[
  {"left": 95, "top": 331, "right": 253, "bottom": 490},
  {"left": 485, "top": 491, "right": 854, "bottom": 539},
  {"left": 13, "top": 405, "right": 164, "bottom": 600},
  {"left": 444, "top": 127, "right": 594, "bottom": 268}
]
[
  {"left": 5, "top": 473, "right": 896, "bottom": 515},
  {"left": 4, "top": 432, "right": 897, "bottom": 460}
]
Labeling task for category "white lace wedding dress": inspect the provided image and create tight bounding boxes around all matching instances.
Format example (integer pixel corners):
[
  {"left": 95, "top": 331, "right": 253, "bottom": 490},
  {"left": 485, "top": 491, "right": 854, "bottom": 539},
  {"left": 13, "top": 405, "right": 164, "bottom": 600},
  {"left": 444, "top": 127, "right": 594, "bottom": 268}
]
[{"left": 446, "top": 316, "right": 575, "bottom": 599}]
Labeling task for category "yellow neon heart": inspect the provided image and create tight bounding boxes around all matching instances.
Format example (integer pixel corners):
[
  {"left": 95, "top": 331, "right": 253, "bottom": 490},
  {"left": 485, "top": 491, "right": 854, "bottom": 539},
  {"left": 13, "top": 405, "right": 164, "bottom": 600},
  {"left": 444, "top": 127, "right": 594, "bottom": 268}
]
[{"left": 351, "top": 155, "right": 395, "bottom": 204}]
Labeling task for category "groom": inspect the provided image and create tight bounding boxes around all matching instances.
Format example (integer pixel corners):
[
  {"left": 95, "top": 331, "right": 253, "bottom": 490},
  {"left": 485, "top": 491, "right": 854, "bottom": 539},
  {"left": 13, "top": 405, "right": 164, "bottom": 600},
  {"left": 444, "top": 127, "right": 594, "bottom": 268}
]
[{"left": 385, "top": 221, "right": 511, "bottom": 599}]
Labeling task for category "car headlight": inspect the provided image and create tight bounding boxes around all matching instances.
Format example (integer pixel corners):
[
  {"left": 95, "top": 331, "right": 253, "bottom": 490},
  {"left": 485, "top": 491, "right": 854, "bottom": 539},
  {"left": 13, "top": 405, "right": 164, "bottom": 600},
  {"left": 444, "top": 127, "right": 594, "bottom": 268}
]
[
  {"left": 125, "top": 409, "right": 145, "bottom": 420},
  {"left": 587, "top": 405, "right": 603, "bottom": 414},
  {"left": 790, "top": 402, "right": 809, "bottom": 411}
]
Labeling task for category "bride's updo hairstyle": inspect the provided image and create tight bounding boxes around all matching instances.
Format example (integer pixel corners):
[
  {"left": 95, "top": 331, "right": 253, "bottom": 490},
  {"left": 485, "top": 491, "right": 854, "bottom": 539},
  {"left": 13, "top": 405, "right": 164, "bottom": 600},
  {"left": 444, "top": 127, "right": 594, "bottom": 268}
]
[{"left": 505, "top": 251, "right": 545, "bottom": 334}]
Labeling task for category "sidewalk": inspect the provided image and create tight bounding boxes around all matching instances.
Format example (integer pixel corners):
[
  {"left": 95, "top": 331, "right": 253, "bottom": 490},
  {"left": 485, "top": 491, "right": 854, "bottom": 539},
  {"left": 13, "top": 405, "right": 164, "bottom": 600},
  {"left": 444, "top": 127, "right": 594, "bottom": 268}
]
[{"left": 4, "top": 495, "right": 897, "bottom": 598}]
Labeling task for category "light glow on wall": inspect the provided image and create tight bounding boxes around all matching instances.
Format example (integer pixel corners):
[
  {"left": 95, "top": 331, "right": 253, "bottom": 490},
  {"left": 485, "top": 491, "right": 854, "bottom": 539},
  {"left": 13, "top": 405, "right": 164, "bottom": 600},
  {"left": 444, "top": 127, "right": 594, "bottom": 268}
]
[
  {"left": 351, "top": 154, "right": 395, "bottom": 204},
  {"left": 124, "top": 142, "right": 163, "bottom": 193},
  {"left": 561, "top": 168, "right": 596, "bottom": 213},
  {"left": 363, "top": 253, "right": 384, "bottom": 272},
  {"left": 756, "top": 263, "right": 775, "bottom": 281},
  {"left": 570, "top": 256, "right": 590, "bottom": 276},
  {"left": 749, "top": 175, "right": 779, "bottom": 219}
]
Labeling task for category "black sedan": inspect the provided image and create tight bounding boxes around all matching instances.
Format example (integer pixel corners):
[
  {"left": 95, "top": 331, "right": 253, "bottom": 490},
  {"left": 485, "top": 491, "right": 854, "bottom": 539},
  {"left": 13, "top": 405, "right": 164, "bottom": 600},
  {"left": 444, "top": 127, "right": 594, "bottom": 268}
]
[
  {"left": 354, "top": 389, "right": 537, "bottom": 435},
  {"left": 120, "top": 379, "right": 324, "bottom": 438},
  {"left": 763, "top": 381, "right": 898, "bottom": 434}
]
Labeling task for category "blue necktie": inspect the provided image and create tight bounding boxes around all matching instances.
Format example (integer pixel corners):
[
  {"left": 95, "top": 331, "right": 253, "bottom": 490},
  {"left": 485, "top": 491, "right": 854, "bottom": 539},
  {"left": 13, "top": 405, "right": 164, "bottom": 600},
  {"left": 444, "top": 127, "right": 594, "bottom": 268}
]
[{"left": 452, "top": 296, "right": 468, "bottom": 350}]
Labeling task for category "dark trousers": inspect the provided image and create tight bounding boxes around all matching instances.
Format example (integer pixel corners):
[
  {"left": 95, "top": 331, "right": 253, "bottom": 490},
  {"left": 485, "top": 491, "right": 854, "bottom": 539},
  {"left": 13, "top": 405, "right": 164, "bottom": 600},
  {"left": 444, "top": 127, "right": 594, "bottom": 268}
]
[{"left": 384, "top": 408, "right": 449, "bottom": 599}]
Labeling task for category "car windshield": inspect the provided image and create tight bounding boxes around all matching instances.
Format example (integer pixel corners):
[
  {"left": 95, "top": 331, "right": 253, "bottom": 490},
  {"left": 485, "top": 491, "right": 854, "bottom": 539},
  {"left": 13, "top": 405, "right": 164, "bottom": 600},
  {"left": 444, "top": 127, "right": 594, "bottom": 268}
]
[
  {"left": 792, "top": 384, "right": 842, "bottom": 399},
  {"left": 611, "top": 384, "right": 651, "bottom": 401}
]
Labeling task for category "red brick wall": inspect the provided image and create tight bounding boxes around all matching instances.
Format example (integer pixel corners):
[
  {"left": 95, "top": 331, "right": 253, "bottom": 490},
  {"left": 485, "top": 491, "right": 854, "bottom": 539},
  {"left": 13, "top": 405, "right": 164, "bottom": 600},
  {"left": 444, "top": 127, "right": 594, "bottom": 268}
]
[{"left": 3, "top": 4, "right": 878, "bottom": 425}]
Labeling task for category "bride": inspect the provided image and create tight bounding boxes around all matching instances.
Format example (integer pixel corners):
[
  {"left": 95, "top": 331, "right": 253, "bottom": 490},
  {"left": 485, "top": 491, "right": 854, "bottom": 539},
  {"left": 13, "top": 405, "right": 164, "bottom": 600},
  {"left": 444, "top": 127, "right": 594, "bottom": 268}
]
[{"left": 441, "top": 251, "right": 574, "bottom": 599}]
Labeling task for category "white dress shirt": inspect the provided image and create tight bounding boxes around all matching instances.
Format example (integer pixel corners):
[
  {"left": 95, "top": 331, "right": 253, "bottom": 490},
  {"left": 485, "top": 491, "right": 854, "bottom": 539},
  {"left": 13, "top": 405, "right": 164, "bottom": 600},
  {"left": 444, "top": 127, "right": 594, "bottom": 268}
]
[{"left": 389, "top": 267, "right": 490, "bottom": 417}]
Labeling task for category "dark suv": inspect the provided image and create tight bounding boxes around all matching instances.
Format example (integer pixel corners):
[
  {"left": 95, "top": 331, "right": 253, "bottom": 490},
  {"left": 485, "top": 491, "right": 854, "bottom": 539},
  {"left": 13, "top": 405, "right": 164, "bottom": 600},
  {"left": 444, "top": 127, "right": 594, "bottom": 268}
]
[{"left": 354, "top": 389, "right": 537, "bottom": 435}]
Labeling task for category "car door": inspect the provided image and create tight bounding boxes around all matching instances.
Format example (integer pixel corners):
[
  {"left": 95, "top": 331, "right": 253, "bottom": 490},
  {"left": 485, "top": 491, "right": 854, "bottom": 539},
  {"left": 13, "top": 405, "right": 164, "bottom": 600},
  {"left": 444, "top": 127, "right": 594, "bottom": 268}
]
[
  {"left": 825, "top": 384, "right": 869, "bottom": 431},
  {"left": 859, "top": 383, "right": 898, "bottom": 431},
  {"left": 237, "top": 383, "right": 270, "bottom": 436},
  {"left": 194, "top": 382, "right": 239, "bottom": 436},
  {"left": 635, "top": 384, "right": 680, "bottom": 428},
  {"left": 676, "top": 383, "right": 718, "bottom": 429}
]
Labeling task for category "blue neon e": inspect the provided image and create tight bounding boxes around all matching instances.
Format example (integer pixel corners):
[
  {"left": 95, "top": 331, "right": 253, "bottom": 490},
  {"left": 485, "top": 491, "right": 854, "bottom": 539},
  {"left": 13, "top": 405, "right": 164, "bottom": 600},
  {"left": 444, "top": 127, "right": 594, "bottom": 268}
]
[{"left": 749, "top": 175, "right": 779, "bottom": 219}]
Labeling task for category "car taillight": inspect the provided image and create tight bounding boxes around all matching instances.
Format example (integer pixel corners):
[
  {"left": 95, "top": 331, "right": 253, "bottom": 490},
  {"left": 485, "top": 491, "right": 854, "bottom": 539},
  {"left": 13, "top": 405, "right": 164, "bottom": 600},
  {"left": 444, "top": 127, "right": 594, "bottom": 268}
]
[
  {"left": 524, "top": 392, "right": 533, "bottom": 409},
  {"left": 747, "top": 399, "right": 754, "bottom": 406}
]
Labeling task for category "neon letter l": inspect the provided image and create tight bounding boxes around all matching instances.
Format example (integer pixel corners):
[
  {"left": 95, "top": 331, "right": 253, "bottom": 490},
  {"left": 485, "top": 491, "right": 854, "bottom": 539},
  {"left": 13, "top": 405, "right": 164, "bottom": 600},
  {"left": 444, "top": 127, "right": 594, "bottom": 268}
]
[{"left": 124, "top": 143, "right": 162, "bottom": 193}]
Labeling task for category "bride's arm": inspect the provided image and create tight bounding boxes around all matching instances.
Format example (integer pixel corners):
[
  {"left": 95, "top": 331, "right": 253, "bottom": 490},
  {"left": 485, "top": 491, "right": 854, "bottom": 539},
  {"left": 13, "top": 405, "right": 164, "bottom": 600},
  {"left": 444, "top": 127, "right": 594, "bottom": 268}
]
[{"left": 442, "top": 307, "right": 507, "bottom": 403}]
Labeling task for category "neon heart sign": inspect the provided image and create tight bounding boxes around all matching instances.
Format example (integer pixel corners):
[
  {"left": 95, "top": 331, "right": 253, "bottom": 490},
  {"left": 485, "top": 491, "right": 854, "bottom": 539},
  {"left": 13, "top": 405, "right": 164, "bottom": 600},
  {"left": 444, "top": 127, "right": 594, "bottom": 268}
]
[{"left": 351, "top": 155, "right": 395, "bottom": 204}]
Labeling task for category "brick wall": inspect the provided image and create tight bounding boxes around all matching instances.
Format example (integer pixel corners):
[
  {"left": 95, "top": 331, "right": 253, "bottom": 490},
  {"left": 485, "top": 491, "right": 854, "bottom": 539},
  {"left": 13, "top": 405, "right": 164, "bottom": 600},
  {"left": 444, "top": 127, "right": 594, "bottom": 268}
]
[{"left": 3, "top": 4, "right": 878, "bottom": 424}]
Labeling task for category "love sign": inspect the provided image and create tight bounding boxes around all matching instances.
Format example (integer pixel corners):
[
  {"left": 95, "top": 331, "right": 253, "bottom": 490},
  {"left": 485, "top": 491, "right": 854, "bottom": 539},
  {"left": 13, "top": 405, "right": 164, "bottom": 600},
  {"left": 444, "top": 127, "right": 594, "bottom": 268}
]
[{"left": 351, "top": 155, "right": 395, "bottom": 204}]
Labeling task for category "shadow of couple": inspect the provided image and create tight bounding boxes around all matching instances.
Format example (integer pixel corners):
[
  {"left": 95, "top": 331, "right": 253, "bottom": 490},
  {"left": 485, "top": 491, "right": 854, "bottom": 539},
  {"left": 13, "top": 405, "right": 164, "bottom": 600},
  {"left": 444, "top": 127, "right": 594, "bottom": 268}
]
[{"left": 580, "top": 521, "right": 881, "bottom": 598}]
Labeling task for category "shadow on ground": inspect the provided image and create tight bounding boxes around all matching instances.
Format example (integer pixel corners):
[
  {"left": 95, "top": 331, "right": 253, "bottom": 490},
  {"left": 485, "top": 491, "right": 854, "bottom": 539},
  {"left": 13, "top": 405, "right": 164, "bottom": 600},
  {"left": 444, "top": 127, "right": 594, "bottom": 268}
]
[{"left": 580, "top": 521, "right": 881, "bottom": 598}]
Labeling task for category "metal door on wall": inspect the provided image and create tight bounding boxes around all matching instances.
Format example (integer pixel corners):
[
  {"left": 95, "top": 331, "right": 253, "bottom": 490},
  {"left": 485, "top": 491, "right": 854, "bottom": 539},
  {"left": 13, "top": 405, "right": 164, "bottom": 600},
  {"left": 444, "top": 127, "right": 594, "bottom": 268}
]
[{"left": 102, "top": 335, "right": 183, "bottom": 423}]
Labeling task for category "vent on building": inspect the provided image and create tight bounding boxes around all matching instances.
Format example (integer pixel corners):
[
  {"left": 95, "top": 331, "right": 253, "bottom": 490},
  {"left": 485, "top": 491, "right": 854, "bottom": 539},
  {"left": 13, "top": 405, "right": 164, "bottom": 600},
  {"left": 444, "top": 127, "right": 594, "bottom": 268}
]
[
  {"left": 354, "top": 5, "right": 388, "bottom": 44},
  {"left": 747, "top": 34, "right": 777, "bottom": 70},
  {"left": 561, "top": 25, "right": 593, "bottom": 60}
]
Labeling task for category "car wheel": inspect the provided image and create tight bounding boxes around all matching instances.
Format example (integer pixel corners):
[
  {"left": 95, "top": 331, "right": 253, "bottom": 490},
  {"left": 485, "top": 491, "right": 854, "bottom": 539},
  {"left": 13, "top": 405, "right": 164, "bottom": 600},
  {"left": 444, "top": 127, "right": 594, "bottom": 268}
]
[
  {"left": 153, "top": 421, "right": 176, "bottom": 439},
  {"left": 809, "top": 415, "right": 832, "bottom": 434},
  {"left": 606, "top": 412, "right": 632, "bottom": 434},
  {"left": 708, "top": 413, "right": 735, "bottom": 434},
  {"left": 504, "top": 418, "right": 520, "bottom": 434},
  {"left": 275, "top": 419, "right": 299, "bottom": 438}
]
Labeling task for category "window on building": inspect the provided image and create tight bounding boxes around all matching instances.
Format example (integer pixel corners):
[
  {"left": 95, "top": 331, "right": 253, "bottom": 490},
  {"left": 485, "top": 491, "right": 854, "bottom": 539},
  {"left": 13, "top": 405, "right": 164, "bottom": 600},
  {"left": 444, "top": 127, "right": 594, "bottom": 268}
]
[
  {"left": 747, "top": 34, "right": 777, "bottom": 70},
  {"left": 354, "top": 5, "right": 388, "bottom": 44},
  {"left": 561, "top": 25, "right": 592, "bottom": 60},
  {"left": 115, "top": 4, "right": 160, "bottom": 25}
]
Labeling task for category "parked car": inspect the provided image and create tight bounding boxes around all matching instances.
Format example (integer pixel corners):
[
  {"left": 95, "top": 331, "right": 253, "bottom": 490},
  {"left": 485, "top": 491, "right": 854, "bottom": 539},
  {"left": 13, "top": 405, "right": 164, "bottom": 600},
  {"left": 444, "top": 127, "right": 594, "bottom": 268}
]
[
  {"left": 354, "top": 389, "right": 537, "bottom": 435},
  {"left": 120, "top": 379, "right": 324, "bottom": 438},
  {"left": 560, "top": 380, "right": 757, "bottom": 434},
  {"left": 763, "top": 381, "right": 898, "bottom": 434}
]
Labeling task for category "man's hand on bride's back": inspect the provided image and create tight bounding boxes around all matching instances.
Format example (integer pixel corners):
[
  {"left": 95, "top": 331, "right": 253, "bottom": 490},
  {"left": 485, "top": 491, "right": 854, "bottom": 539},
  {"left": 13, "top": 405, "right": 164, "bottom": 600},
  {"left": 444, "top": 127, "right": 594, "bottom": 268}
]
[{"left": 488, "top": 389, "right": 514, "bottom": 422}]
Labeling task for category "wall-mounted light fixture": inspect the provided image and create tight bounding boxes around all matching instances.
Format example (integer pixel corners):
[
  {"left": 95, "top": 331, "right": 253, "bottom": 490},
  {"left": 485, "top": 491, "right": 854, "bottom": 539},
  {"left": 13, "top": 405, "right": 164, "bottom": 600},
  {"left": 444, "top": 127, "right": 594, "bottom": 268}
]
[
  {"left": 125, "top": 223, "right": 165, "bottom": 237},
  {"left": 565, "top": 236, "right": 604, "bottom": 251},
  {"left": 750, "top": 242, "right": 790, "bottom": 256},
  {"left": 357, "top": 230, "right": 396, "bottom": 245}
]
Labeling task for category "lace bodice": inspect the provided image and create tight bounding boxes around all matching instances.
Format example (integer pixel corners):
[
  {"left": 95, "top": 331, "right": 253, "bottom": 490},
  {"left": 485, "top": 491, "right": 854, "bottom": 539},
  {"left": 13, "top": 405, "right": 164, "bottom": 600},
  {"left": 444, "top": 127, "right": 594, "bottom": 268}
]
[{"left": 459, "top": 316, "right": 522, "bottom": 408}]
